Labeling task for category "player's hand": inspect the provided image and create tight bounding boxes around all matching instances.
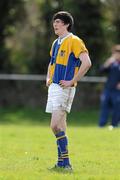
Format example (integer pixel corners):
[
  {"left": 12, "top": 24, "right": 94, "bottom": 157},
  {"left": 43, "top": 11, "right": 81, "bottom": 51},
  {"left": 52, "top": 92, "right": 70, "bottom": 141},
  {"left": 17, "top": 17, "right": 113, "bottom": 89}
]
[
  {"left": 116, "top": 83, "right": 120, "bottom": 90},
  {"left": 46, "top": 78, "right": 51, "bottom": 87},
  {"left": 104, "top": 57, "right": 115, "bottom": 67},
  {"left": 59, "top": 80, "right": 74, "bottom": 88}
]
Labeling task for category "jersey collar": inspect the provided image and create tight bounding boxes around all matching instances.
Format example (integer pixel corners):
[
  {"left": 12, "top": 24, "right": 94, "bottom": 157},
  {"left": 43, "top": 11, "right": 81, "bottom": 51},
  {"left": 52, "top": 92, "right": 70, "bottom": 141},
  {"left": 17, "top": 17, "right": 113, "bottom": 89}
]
[{"left": 58, "top": 33, "right": 72, "bottom": 45}]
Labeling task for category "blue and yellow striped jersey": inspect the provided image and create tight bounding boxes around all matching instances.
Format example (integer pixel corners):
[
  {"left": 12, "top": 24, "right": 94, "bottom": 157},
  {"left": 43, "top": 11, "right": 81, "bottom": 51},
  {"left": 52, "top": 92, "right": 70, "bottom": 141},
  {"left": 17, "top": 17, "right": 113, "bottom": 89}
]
[{"left": 49, "top": 33, "right": 88, "bottom": 84}]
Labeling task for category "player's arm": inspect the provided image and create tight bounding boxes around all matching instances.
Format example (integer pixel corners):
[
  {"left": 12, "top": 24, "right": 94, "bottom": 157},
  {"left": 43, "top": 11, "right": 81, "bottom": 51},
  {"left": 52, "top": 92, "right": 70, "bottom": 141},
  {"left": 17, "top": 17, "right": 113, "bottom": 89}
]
[
  {"left": 46, "top": 41, "right": 55, "bottom": 87},
  {"left": 72, "top": 52, "right": 91, "bottom": 84},
  {"left": 103, "top": 56, "right": 115, "bottom": 68},
  {"left": 99, "top": 56, "right": 115, "bottom": 73},
  {"left": 46, "top": 63, "right": 51, "bottom": 87},
  {"left": 59, "top": 52, "right": 92, "bottom": 87}
]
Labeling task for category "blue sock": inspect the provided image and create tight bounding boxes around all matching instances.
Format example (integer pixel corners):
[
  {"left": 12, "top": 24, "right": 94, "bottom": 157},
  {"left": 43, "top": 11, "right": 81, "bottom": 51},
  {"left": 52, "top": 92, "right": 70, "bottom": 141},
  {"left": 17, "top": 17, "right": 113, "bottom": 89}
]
[
  {"left": 56, "top": 140, "right": 63, "bottom": 167},
  {"left": 55, "top": 131, "right": 70, "bottom": 167}
]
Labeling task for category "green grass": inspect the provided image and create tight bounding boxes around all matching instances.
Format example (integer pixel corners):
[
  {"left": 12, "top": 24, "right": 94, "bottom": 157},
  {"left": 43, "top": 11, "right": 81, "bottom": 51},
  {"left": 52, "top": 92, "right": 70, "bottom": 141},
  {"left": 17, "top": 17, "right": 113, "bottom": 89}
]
[{"left": 0, "top": 108, "right": 120, "bottom": 180}]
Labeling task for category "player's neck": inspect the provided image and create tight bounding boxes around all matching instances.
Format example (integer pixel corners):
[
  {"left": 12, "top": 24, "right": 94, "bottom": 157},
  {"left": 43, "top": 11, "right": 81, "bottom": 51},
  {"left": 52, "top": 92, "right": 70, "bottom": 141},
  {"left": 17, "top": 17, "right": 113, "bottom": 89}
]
[{"left": 59, "top": 31, "right": 70, "bottom": 39}]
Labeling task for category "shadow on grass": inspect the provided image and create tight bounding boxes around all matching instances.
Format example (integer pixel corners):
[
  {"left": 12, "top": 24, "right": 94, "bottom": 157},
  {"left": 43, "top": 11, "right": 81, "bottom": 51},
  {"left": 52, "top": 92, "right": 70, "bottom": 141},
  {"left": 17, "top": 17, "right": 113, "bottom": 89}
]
[{"left": 0, "top": 107, "right": 99, "bottom": 127}]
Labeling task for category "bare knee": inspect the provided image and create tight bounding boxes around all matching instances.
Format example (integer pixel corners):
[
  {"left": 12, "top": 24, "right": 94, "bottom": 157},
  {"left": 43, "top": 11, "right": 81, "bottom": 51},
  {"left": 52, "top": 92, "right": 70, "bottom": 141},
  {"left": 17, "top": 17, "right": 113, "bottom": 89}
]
[
  {"left": 50, "top": 122, "right": 61, "bottom": 133},
  {"left": 50, "top": 110, "right": 66, "bottom": 133}
]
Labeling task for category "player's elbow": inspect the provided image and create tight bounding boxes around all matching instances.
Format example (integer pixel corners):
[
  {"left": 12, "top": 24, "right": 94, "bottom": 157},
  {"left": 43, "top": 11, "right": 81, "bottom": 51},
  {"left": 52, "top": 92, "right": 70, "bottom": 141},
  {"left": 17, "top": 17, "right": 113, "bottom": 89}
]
[
  {"left": 88, "top": 60, "right": 92, "bottom": 68},
  {"left": 80, "top": 53, "right": 92, "bottom": 69},
  {"left": 86, "top": 59, "right": 92, "bottom": 70}
]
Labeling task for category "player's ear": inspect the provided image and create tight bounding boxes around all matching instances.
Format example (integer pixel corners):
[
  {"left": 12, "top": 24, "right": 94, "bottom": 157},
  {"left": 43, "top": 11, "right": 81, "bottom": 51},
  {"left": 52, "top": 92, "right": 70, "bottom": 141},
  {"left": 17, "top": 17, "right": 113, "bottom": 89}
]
[{"left": 66, "top": 23, "right": 69, "bottom": 30}]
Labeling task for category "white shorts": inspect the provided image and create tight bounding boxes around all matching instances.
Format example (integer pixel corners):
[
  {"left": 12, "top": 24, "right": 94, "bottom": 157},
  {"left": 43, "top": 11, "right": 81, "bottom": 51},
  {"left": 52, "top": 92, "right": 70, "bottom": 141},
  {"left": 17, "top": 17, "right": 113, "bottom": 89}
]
[{"left": 46, "top": 83, "right": 76, "bottom": 113}]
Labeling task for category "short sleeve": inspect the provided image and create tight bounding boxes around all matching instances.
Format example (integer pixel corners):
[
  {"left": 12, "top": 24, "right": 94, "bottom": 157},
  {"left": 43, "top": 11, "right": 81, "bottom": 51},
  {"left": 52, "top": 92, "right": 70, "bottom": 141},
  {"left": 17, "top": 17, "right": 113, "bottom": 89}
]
[{"left": 72, "top": 36, "right": 88, "bottom": 58}]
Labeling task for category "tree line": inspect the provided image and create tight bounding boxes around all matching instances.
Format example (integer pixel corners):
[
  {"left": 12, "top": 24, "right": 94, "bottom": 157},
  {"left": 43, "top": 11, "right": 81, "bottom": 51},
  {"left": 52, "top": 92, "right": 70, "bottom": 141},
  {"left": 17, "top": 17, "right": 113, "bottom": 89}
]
[{"left": 0, "top": 0, "right": 120, "bottom": 75}]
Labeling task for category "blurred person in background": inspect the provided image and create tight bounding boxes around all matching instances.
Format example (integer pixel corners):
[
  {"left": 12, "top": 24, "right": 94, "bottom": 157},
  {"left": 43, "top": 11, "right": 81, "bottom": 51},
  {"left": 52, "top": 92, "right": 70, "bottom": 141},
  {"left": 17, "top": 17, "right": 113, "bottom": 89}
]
[
  {"left": 99, "top": 44, "right": 120, "bottom": 128},
  {"left": 46, "top": 11, "right": 91, "bottom": 171}
]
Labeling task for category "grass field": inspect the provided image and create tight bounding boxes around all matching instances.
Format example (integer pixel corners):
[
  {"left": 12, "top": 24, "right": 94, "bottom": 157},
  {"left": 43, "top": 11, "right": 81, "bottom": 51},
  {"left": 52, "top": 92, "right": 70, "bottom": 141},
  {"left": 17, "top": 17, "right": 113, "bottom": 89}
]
[{"left": 0, "top": 108, "right": 120, "bottom": 180}]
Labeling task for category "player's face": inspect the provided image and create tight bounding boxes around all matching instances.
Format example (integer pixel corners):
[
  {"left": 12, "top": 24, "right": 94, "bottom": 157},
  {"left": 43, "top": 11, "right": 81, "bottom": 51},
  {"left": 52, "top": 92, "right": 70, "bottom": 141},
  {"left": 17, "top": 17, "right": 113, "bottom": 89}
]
[
  {"left": 116, "top": 52, "right": 120, "bottom": 61},
  {"left": 114, "top": 50, "right": 120, "bottom": 61},
  {"left": 53, "top": 19, "right": 69, "bottom": 37}
]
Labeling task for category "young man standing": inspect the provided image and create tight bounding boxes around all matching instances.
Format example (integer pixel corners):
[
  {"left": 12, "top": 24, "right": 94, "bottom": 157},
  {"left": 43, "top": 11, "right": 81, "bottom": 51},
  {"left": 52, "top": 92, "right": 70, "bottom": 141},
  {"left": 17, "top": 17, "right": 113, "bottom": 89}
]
[
  {"left": 46, "top": 11, "right": 92, "bottom": 170},
  {"left": 99, "top": 44, "right": 120, "bottom": 128}
]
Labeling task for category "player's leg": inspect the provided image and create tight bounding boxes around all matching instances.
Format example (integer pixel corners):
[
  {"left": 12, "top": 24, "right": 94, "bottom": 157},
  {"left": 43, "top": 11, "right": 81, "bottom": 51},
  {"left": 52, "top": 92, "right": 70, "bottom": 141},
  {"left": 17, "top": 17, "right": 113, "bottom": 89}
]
[
  {"left": 99, "top": 90, "right": 111, "bottom": 127},
  {"left": 50, "top": 110, "right": 71, "bottom": 168},
  {"left": 50, "top": 110, "right": 66, "bottom": 167},
  {"left": 111, "top": 91, "right": 120, "bottom": 127},
  {"left": 50, "top": 110, "right": 67, "bottom": 133},
  {"left": 48, "top": 85, "right": 75, "bottom": 169}
]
